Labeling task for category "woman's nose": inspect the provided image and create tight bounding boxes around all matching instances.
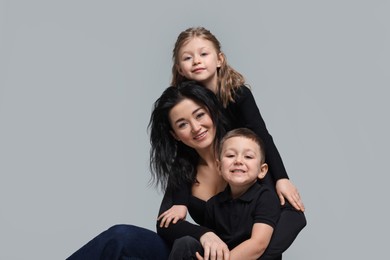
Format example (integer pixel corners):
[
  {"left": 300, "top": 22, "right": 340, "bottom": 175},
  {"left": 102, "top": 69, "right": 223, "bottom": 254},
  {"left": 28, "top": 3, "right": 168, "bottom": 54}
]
[{"left": 190, "top": 121, "right": 201, "bottom": 133}]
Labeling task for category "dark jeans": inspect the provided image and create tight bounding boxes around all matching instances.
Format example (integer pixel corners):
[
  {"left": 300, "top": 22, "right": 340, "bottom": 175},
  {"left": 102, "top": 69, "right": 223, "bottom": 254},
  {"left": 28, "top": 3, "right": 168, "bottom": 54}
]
[
  {"left": 169, "top": 236, "right": 284, "bottom": 260},
  {"left": 66, "top": 224, "right": 170, "bottom": 260}
]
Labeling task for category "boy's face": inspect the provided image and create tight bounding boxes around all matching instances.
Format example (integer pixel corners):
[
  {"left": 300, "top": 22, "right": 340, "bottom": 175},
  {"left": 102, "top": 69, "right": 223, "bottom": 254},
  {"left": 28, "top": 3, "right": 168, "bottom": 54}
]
[{"left": 218, "top": 136, "right": 268, "bottom": 188}]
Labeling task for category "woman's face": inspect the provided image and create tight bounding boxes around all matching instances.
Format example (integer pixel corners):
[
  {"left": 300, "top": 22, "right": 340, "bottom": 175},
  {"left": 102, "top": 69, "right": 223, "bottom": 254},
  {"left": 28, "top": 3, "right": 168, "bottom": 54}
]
[{"left": 169, "top": 98, "right": 216, "bottom": 152}]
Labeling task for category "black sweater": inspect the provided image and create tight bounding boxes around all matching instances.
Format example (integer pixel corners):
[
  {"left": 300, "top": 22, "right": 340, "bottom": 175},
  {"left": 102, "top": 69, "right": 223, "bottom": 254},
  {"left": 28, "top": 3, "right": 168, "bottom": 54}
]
[{"left": 157, "top": 86, "right": 288, "bottom": 244}]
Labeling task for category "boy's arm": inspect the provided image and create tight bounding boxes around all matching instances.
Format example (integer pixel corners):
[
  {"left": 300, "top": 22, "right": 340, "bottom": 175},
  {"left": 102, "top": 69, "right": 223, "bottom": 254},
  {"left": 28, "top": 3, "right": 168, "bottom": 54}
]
[
  {"left": 230, "top": 223, "right": 273, "bottom": 259},
  {"left": 229, "top": 185, "right": 280, "bottom": 259}
]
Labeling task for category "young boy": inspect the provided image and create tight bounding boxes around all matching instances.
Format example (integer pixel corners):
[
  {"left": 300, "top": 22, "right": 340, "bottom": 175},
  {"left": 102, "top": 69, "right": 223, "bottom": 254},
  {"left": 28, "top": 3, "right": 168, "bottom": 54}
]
[
  {"left": 169, "top": 128, "right": 281, "bottom": 260},
  {"left": 203, "top": 128, "right": 281, "bottom": 259}
]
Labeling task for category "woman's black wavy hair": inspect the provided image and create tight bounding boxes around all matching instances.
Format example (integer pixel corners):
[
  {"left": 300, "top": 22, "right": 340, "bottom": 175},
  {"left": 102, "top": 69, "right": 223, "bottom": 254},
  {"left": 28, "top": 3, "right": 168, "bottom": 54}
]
[{"left": 148, "top": 81, "right": 227, "bottom": 191}]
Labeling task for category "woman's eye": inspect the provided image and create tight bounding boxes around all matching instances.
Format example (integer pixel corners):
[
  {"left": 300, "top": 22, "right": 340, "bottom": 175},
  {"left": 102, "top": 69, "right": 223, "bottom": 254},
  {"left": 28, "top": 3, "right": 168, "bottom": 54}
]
[
  {"left": 178, "top": 122, "right": 187, "bottom": 129},
  {"left": 196, "top": 112, "right": 205, "bottom": 119}
]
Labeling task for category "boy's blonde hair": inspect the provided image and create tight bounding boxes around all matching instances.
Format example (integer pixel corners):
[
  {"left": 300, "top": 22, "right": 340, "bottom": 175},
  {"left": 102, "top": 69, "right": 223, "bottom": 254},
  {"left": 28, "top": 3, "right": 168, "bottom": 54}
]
[{"left": 171, "top": 27, "right": 246, "bottom": 107}]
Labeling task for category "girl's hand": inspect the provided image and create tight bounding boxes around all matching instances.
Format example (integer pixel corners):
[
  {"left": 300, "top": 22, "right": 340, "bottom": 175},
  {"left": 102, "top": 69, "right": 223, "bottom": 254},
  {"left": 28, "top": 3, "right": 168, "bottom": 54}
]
[
  {"left": 275, "top": 178, "right": 305, "bottom": 211},
  {"left": 199, "top": 232, "right": 230, "bottom": 260},
  {"left": 157, "top": 205, "right": 188, "bottom": 228}
]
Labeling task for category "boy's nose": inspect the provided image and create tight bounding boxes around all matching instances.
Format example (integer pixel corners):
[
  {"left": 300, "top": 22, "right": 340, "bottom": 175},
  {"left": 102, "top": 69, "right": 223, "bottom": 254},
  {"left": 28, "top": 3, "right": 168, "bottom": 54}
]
[{"left": 234, "top": 156, "right": 243, "bottom": 164}]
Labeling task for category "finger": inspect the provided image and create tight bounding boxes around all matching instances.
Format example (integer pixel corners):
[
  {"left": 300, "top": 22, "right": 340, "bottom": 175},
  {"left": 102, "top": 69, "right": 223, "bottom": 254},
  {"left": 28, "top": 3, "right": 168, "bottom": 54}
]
[
  {"left": 278, "top": 193, "right": 285, "bottom": 206},
  {"left": 196, "top": 252, "right": 204, "bottom": 260},
  {"left": 295, "top": 197, "right": 305, "bottom": 211},
  {"left": 223, "top": 248, "right": 230, "bottom": 260},
  {"left": 164, "top": 217, "right": 172, "bottom": 228},
  {"left": 203, "top": 246, "right": 210, "bottom": 260},
  {"left": 159, "top": 216, "right": 166, "bottom": 228},
  {"left": 157, "top": 212, "right": 165, "bottom": 221},
  {"left": 289, "top": 196, "right": 302, "bottom": 211},
  {"left": 161, "top": 214, "right": 171, "bottom": 228},
  {"left": 210, "top": 248, "right": 216, "bottom": 260},
  {"left": 216, "top": 248, "right": 223, "bottom": 260}
]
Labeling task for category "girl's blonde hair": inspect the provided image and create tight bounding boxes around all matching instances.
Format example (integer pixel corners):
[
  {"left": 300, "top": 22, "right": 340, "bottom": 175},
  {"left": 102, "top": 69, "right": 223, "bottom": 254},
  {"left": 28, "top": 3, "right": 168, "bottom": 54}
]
[{"left": 171, "top": 27, "right": 246, "bottom": 107}]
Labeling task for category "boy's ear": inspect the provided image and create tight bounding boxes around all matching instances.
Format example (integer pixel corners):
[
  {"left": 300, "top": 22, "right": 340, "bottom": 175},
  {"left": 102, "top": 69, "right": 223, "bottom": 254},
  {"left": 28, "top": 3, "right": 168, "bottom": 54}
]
[
  {"left": 216, "top": 159, "right": 222, "bottom": 176},
  {"left": 257, "top": 163, "right": 268, "bottom": 179},
  {"left": 170, "top": 130, "right": 180, "bottom": 141}
]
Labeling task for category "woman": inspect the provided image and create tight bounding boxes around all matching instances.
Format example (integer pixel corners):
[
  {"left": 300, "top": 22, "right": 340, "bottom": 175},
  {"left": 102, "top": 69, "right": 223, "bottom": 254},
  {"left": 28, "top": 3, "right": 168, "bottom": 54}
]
[{"left": 67, "top": 82, "right": 229, "bottom": 259}]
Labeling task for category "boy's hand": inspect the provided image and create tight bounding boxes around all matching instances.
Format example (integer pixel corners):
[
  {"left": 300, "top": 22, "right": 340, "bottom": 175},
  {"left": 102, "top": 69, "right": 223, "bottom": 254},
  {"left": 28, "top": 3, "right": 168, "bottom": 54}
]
[
  {"left": 276, "top": 178, "right": 305, "bottom": 211},
  {"left": 157, "top": 205, "right": 187, "bottom": 228},
  {"left": 199, "top": 232, "right": 230, "bottom": 260}
]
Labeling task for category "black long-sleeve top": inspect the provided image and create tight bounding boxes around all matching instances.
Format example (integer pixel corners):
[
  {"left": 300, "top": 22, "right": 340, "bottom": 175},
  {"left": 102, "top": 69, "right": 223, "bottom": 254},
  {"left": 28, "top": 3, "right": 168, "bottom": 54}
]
[
  {"left": 157, "top": 85, "right": 289, "bottom": 244},
  {"left": 223, "top": 86, "right": 289, "bottom": 182}
]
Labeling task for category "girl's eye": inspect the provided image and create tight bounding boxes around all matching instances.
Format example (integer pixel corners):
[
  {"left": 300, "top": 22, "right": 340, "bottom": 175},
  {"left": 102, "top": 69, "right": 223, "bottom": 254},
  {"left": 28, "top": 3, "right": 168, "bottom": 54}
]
[{"left": 183, "top": 56, "right": 192, "bottom": 61}]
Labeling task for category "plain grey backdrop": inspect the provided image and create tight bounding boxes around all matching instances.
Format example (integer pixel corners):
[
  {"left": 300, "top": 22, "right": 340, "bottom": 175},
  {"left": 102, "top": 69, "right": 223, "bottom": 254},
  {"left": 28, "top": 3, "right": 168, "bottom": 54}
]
[{"left": 1, "top": 0, "right": 389, "bottom": 259}]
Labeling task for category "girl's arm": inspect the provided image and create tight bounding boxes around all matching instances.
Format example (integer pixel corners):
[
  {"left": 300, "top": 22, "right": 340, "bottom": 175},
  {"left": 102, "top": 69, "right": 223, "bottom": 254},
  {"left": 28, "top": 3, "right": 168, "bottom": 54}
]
[
  {"left": 233, "top": 86, "right": 288, "bottom": 181},
  {"left": 233, "top": 87, "right": 304, "bottom": 210}
]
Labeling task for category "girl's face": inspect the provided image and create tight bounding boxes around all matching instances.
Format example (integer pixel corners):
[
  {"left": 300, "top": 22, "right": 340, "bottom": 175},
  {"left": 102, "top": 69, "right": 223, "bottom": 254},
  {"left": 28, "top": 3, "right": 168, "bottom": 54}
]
[
  {"left": 176, "top": 37, "right": 223, "bottom": 92},
  {"left": 169, "top": 98, "right": 216, "bottom": 152}
]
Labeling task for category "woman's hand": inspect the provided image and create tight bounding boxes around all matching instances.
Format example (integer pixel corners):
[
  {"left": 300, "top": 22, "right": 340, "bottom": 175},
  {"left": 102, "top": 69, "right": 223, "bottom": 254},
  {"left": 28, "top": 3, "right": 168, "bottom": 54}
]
[
  {"left": 199, "top": 232, "right": 230, "bottom": 260},
  {"left": 275, "top": 178, "right": 305, "bottom": 211},
  {"left": 157, "top": 205, "right": 187, "bottom": 228}
]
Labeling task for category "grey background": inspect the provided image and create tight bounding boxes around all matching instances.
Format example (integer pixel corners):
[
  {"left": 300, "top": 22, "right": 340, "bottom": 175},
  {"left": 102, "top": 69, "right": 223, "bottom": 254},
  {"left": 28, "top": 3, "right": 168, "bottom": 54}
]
[{"left": 1, "top": 0, "right": 389, "bottom": 259}]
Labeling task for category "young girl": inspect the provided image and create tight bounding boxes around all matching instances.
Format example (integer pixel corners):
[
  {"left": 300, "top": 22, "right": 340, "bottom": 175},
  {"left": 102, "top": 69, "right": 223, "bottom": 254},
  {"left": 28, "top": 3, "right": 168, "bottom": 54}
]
[{"left": 158, "top": 27, "right": 306, "bottom": 259}]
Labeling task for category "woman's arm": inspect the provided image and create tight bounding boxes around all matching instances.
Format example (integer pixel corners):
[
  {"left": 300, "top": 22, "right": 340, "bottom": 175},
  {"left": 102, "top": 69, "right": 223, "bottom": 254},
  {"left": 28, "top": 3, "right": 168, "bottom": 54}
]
[
  {"left": 157, "top": 184, "right": 190, "bottom": 228},
  {"left": 156, "top": 185, "right": 211, "bottom": 245}
]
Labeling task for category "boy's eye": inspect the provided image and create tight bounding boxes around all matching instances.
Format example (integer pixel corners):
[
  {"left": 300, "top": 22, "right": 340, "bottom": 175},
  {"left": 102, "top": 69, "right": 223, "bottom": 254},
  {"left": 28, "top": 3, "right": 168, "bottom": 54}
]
[{"left": 201, "top": 52, "right": 208, "bottom": 56}]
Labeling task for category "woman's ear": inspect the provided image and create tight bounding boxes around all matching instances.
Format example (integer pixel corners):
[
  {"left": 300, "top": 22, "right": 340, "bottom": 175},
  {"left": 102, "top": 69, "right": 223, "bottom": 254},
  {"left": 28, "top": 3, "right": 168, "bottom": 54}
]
[
  {"left": 170, "top": 130, "right": 180, "bottom": 141},
  {"left": 257, "top": 163, "right": 269, "bottom": 179}
]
